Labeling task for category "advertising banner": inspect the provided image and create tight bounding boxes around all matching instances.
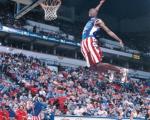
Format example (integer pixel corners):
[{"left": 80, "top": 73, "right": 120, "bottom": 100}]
[{"left": 55, "top": 116, "right": 144, "bottom": 120}]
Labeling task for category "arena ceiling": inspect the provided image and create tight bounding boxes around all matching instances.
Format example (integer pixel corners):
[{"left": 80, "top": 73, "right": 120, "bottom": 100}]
[{"left": 64, "top": 0, "right": 150, "bottom": 19}]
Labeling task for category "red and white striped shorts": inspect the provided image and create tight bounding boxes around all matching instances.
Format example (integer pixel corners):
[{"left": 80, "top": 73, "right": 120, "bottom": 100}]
[
  {"left": 81, "top": 37, "right": 103, "bottom": 67},
  {"left": 31, "top": 116, "right": 41, "bottom": 120}
]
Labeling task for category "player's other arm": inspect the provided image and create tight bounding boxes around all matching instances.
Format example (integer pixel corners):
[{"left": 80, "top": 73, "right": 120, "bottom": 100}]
[
  {"left": 95, "top": 19, "right": 124, "bottom": 47},
  {"left": 95, "top": 0, "right": 106, "bottom": 12}
]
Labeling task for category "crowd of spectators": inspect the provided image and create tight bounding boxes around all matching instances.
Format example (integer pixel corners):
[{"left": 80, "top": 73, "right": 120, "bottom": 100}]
[
  {"left": 0, "top": 5, "right": 73, "bottom": 41},
  {"left": 39, "top": 30, "right": 70, "bottom": 40},
  {"left": 0, "top": 5, "right": 24, "bottom": 29},
  {"left": 0, "top": 52, "right": 150, "bottom": 119}
]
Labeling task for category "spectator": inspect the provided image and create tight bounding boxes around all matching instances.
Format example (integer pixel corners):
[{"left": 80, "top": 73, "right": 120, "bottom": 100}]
[
  {"left": 0, "top": 52, "right": 149, "bottom": 119},
  {"left": 15, "top": 105, "right": 28, "bottom": 120}
]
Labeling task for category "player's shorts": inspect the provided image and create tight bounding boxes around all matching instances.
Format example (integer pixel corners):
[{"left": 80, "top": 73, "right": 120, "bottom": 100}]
[{"left": 81, "top": 37, "right": 103, "bottom": 67}]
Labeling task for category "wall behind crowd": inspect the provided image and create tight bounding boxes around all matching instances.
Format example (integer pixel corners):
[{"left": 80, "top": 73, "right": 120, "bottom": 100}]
[{"left": 120, "top": 14, "right": 150, "bottom": 33}]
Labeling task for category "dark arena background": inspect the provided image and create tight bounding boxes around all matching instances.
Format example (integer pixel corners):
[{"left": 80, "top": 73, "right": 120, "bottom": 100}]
[{"left": 0, "top": 0, "right": 150, "bottom": 120}]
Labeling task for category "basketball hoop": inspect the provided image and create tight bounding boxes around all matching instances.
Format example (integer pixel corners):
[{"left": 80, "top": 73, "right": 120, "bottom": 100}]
[{"left": 41, "top": 0, "right": 61, "bottom": 21}]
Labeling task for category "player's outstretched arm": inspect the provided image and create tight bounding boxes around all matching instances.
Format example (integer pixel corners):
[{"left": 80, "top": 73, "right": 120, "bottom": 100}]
[
  {"left": 95, "top": 19, "right": 124, "bottom": 47},
  {"left": 95, "top": 0, "right": 106, "bottom": 12}
]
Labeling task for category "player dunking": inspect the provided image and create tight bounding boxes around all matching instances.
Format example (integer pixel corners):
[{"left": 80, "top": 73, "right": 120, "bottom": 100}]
[{"left": 81, "top": 0, "right": 124, "bottom": 68}]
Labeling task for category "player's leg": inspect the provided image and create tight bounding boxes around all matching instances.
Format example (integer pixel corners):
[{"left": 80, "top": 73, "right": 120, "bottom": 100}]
[
  {"left": 81, "top": 40, "right": 92, "bottom": 67},
  {"left": 87, "top": 37, "right": 102, "bottom": 65},
  {"left": 97, "top": 63, "right": 121, "bottom": 73},
  {"left": 86, "top": 37, "right": 122, "bottom": 72}
]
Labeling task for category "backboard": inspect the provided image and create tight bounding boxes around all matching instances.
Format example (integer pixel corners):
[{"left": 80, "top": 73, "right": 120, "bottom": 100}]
[{"left": 11, "top": 0, "right": 45, "bottom": 19}]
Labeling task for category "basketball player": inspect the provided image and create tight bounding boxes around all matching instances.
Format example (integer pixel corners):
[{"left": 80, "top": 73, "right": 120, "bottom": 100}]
[{"left": 81, "top": 0, "right": 124, "bottom": 68}]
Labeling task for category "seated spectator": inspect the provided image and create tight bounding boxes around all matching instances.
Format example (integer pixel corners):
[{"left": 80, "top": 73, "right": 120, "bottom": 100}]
[
  {"left": 15, "top": 105, "right": 28, "bottom": 120},
  {"left": 1, "top": 105, "right": 10, "bottom": 120},
  {"left": 0, "top": 52, "right": 149, "bottom": 119}
]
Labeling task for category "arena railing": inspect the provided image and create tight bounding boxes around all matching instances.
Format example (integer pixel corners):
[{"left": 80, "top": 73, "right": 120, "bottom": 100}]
[
  {"left": 0, "top": 25, "right": 134, "bottom": 58},
  {"left": 55, "top": 116, "right": 145, "bottom": 120}
]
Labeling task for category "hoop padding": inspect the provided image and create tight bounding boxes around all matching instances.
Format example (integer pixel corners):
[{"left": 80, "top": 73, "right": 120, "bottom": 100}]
[{"left": 43, "top": 4, "right": 60, "bottom": 21}]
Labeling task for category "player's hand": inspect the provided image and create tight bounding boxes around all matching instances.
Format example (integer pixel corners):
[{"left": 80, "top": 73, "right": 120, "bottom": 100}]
[
  {"left": 100, "top": 0, "right": 106, "bottom": 4},
  {"left": 119, "top": 41, "right": 124, "bottom": 48}
]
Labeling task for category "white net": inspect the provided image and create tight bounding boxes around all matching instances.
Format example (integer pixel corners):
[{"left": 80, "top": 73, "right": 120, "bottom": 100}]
[{"left": 43, "top": 5, "right": 59, "bottom": 21}]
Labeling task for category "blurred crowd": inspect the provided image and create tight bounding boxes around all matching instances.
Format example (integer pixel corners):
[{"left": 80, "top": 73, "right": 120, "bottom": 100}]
[
  {"left": 0, "top": 6, "right": 73, "bottom": 41},
  {"left": 0, "top": 52, "right": 150, "bottom": 120}
]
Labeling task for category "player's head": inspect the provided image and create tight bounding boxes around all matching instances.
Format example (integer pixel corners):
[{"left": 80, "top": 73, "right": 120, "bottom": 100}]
[{"left": 89, "top": 8, "right": 98, "bottom": 17}]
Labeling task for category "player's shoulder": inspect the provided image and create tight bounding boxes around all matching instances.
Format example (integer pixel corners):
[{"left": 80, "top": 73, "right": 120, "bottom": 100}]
[
  {"left": 89, "top": 17, "right": 96, "bottom": 21},
  {"left": 95, "top": 18, "right": 104, "bottom": 25},
  {"left": 90, "top": 17, "right": 103, "bottom": 22},
  {"left": 95, "top": 18, "right": 103, "bottom": 23}
]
